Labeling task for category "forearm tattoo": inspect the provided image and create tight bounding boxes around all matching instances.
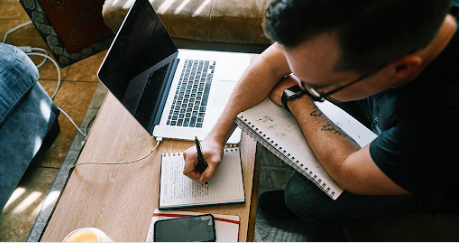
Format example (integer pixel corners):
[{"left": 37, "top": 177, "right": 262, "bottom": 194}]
[{"left": 310, "top": 104, "right": 358, "bottom": 144}]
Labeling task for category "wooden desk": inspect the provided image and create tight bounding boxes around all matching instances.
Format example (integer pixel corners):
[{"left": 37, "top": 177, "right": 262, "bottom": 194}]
[{"left": 41, "top": 87, "right": 259, "bottom": 241}]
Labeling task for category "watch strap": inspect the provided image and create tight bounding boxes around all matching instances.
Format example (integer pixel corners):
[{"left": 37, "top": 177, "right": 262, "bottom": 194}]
[
  {"left": 281, "top": 93, "right": 293, "bottom": 113},
  {"left": 281, "top": 85, "right": 304, "bottom": 113}
]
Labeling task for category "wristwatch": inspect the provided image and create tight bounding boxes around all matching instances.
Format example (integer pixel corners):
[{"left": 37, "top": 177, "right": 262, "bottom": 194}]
[{"left": 281, "top": 85, "right": 305, "bottom": 113}]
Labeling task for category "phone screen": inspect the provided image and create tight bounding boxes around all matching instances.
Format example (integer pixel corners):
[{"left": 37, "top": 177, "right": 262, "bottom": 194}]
[{"left": 154, "top": 214, "right": 216, "bottom": 242}]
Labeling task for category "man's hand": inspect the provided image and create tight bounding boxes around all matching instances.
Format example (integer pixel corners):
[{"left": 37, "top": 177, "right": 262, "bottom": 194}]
[
  {"left": 183, "top": 138, "right": 224, "bottom": 183},
  {"left": 269, "top": 74, "right": 303, "bottom": 106}
]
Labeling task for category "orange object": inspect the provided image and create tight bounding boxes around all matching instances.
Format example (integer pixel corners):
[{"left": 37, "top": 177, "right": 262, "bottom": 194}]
[
  {"left": 63, "top": 228, "right": 113, "bottom": 242},
  {"left": 66, "top": 231, "right": 99, "bottom": 242}
]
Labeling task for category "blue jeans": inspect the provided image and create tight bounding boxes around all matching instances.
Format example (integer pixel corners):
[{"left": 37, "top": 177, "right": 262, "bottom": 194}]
[{"left": 0, "top": 43, "right": 60, "bottom": 210}]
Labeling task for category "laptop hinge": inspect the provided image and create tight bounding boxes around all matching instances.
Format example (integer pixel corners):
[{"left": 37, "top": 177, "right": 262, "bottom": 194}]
[{"left": 152, "top": 56, "right": 180, "bottom": 127}]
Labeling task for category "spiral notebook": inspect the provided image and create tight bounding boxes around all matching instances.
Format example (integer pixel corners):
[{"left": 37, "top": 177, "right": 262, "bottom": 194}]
[
  {"left": 235, "top": 98, "right": 377, "bottom": 200},
  {"left": 159, "top": 148, "right": 245, "bottom": 209}
]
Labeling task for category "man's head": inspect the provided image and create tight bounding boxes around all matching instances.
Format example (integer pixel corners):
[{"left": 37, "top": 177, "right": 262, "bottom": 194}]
[{"left": 263, "top": 0, "right": 453, "bottom": 101}]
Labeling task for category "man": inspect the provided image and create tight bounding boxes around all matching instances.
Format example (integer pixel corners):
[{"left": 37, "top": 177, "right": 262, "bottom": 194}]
[{"left": 184, "top": 0, "right": 459, "bottom": 238}]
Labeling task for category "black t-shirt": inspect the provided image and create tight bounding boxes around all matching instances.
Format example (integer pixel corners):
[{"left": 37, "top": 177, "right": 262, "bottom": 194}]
[{"left": 369, "top": 3, "right": 459, "bottom": 197}]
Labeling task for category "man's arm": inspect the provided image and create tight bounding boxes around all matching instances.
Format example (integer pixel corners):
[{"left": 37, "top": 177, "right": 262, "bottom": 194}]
[
  {"left": 183, "top": 43, "right": 292, "bottom": 182},
  {"left": 206, "top": 43, "right": 292, "bottom": 144},
  {"left": 270, "top": 76, "right": 409, "bottom": 195}
]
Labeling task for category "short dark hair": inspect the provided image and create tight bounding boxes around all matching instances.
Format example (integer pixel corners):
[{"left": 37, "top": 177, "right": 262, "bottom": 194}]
[{"left": 263, "top": 0, "right": 453, "bottom": 74}]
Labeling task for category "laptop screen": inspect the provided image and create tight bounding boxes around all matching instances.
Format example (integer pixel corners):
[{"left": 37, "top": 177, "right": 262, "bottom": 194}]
[
  {"left": 98, "top": 0, "right": 179, "bottom": 133},
  {"left": 98, "top": 0, "right": 177, "bottom": 102}
]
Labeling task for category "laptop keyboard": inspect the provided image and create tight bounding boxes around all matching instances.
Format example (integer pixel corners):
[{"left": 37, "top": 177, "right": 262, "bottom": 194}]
[
  {"left": 167, "top": 59, "right": 216, "bottom": 128},
  {"left": 135, "top": 63, "right": 169, "bottom": 128}
]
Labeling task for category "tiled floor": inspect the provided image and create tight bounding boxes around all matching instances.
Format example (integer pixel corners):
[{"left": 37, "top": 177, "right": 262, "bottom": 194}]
[{"left": 0, "top": 0, "right": 106, "bottom": 241}]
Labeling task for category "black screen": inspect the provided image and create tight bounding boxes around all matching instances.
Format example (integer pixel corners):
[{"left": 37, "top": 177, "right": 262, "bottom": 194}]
[
  {"left": 154, "top": 215, "right": 216, "bottom": 242},
  {"left": 97, "top": 0, "right": 177, "bottom": 102}
]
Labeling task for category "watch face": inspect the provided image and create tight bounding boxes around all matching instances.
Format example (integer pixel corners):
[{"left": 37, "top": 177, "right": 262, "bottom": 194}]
[
  {"left": 282, "top": 85, "right": 305, "bottom": 113},
  {"left": 284, "top": 85, "right": 304, "bottom": 98}
]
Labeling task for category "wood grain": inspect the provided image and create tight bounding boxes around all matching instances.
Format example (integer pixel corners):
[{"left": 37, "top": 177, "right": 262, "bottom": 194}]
[{"left": 41, "top": 92, "right": 258, "bottom": 242}]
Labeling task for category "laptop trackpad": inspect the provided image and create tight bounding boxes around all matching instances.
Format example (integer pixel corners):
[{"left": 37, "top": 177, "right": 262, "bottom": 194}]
[{"left": 214, "top": 80, "right": 237, "bottom": 106}]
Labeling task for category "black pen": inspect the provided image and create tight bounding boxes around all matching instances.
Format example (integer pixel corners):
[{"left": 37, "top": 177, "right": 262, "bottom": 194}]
[{"left": 195, "top": 136, "right": 209, "bottom": 187}]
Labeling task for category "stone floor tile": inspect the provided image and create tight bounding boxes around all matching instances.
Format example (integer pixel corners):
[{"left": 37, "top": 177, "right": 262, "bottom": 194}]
[
  {"left": 65, "top": 50, "right": 108, "bottom": 82},
  {"left": 0, "top": 0, "right": 29, "bottom": 20}
]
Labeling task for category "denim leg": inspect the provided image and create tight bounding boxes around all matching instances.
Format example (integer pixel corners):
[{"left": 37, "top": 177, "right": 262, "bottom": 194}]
[
  {"left": 284, "top": 172, "right": 446, "bottom": 224},
  {"left": 0, "top": 43, "right": 39, "bottom": 128}
]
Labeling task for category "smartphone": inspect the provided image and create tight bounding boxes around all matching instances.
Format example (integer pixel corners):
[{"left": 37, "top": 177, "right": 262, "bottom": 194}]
[{"left": 154, "top": 214, "right": 216, "bottom": 242}]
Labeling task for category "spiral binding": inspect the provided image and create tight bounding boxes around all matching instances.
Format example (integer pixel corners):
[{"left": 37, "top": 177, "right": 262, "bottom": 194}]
[
  {"left": 224, "top": 148, "right": 238, "bottom": 152},
  {"left": 235, "top": 115, "right": 336, "bottom": 199},
  {"left": 161, "top": 148, "right": 239, "bottom": 156},
  {"left": 162, "top": 152, "right": 182, "bottom": 157}
]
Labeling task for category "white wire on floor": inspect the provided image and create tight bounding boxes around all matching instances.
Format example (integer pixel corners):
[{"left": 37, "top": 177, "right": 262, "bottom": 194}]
[
  {"left": 25, "top": 54, "right": 89, "bottom": 139},
  {"left": 30, "top": 47, "right": 48, "bottom": 68},
  {"left": 26, "top": 52, "right": 61, "bottom": 100},
  {"left": 1, "top": 21, "right": 32, "bottom": 43},
  {"left": 57, "top": 107, "right": 87, "bottom": 138}
]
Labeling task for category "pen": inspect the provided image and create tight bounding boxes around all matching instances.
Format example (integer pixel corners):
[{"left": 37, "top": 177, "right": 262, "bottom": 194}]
[{"left": 195, "top": 136, "right": 209, "bottom": 187}]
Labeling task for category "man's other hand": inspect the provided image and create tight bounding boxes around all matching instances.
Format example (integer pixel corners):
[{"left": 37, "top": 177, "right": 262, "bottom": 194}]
[{"left": 183, "top": 138, "right": 224, "bottom": 183}]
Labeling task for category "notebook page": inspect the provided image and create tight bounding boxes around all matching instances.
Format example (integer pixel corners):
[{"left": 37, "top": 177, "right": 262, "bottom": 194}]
[
  {"left": 238, "top": 99, "right": 332, "bottom": 182},
  {"left": 159, "top": 149, "right": 244, "bottom": 208},
  {"left": 315, "top": 101, "right": 377, "bottom": 147}
]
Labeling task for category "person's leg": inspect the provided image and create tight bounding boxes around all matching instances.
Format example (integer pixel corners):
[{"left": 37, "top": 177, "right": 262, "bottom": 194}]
[
  {"left": 284, "top": 172, "right": 446, "bottom": 224},
  {"left": 280, "top": 172, "right": 451, "bottom": 241}
]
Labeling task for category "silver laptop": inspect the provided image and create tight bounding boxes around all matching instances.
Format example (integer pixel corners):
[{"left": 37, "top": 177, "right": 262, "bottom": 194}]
[{"left": 97, "top": 0, "right": 250, "bottom": 144}]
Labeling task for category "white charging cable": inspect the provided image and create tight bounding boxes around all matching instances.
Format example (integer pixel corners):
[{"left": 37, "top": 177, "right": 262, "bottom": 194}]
[
  {"left": 31, "top": 47, "right": 48, "bottom": 68},
  {"left": 25, "top": 53, "right": 86, "bottom": 139},
  {"left": 26, "top": 52, "right": 61, "bottom": 100},
  {"left": 57, "top": 107, "right": 87, "bottom": 137},
  {"left": 70, "top": 137, "right": 163, "bottom": 170},
  {"left": 5, "top": 23, "right": 93, "bottom": 139},
  {"left": 2, "top": 21, "right": 32, "bottom": 43},
  {"left": 26, "top": 51, "right": 92, "bottom": 140}
]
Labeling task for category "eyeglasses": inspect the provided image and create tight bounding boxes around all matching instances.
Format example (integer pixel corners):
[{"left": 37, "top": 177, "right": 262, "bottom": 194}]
[
  {"left": 302, "top": 71, "right": 374, "bottom": 102},
  {"left": 302, "top": 49, "right": 418, "bottom": 102}
]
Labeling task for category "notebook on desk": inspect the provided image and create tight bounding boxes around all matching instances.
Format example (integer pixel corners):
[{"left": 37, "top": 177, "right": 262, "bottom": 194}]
[
  {"left": 158, "top": 148, "right": 245, "bottom": 209},
  {"left": 97, "top": 0, "right": 250, "bottom": 144}
]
